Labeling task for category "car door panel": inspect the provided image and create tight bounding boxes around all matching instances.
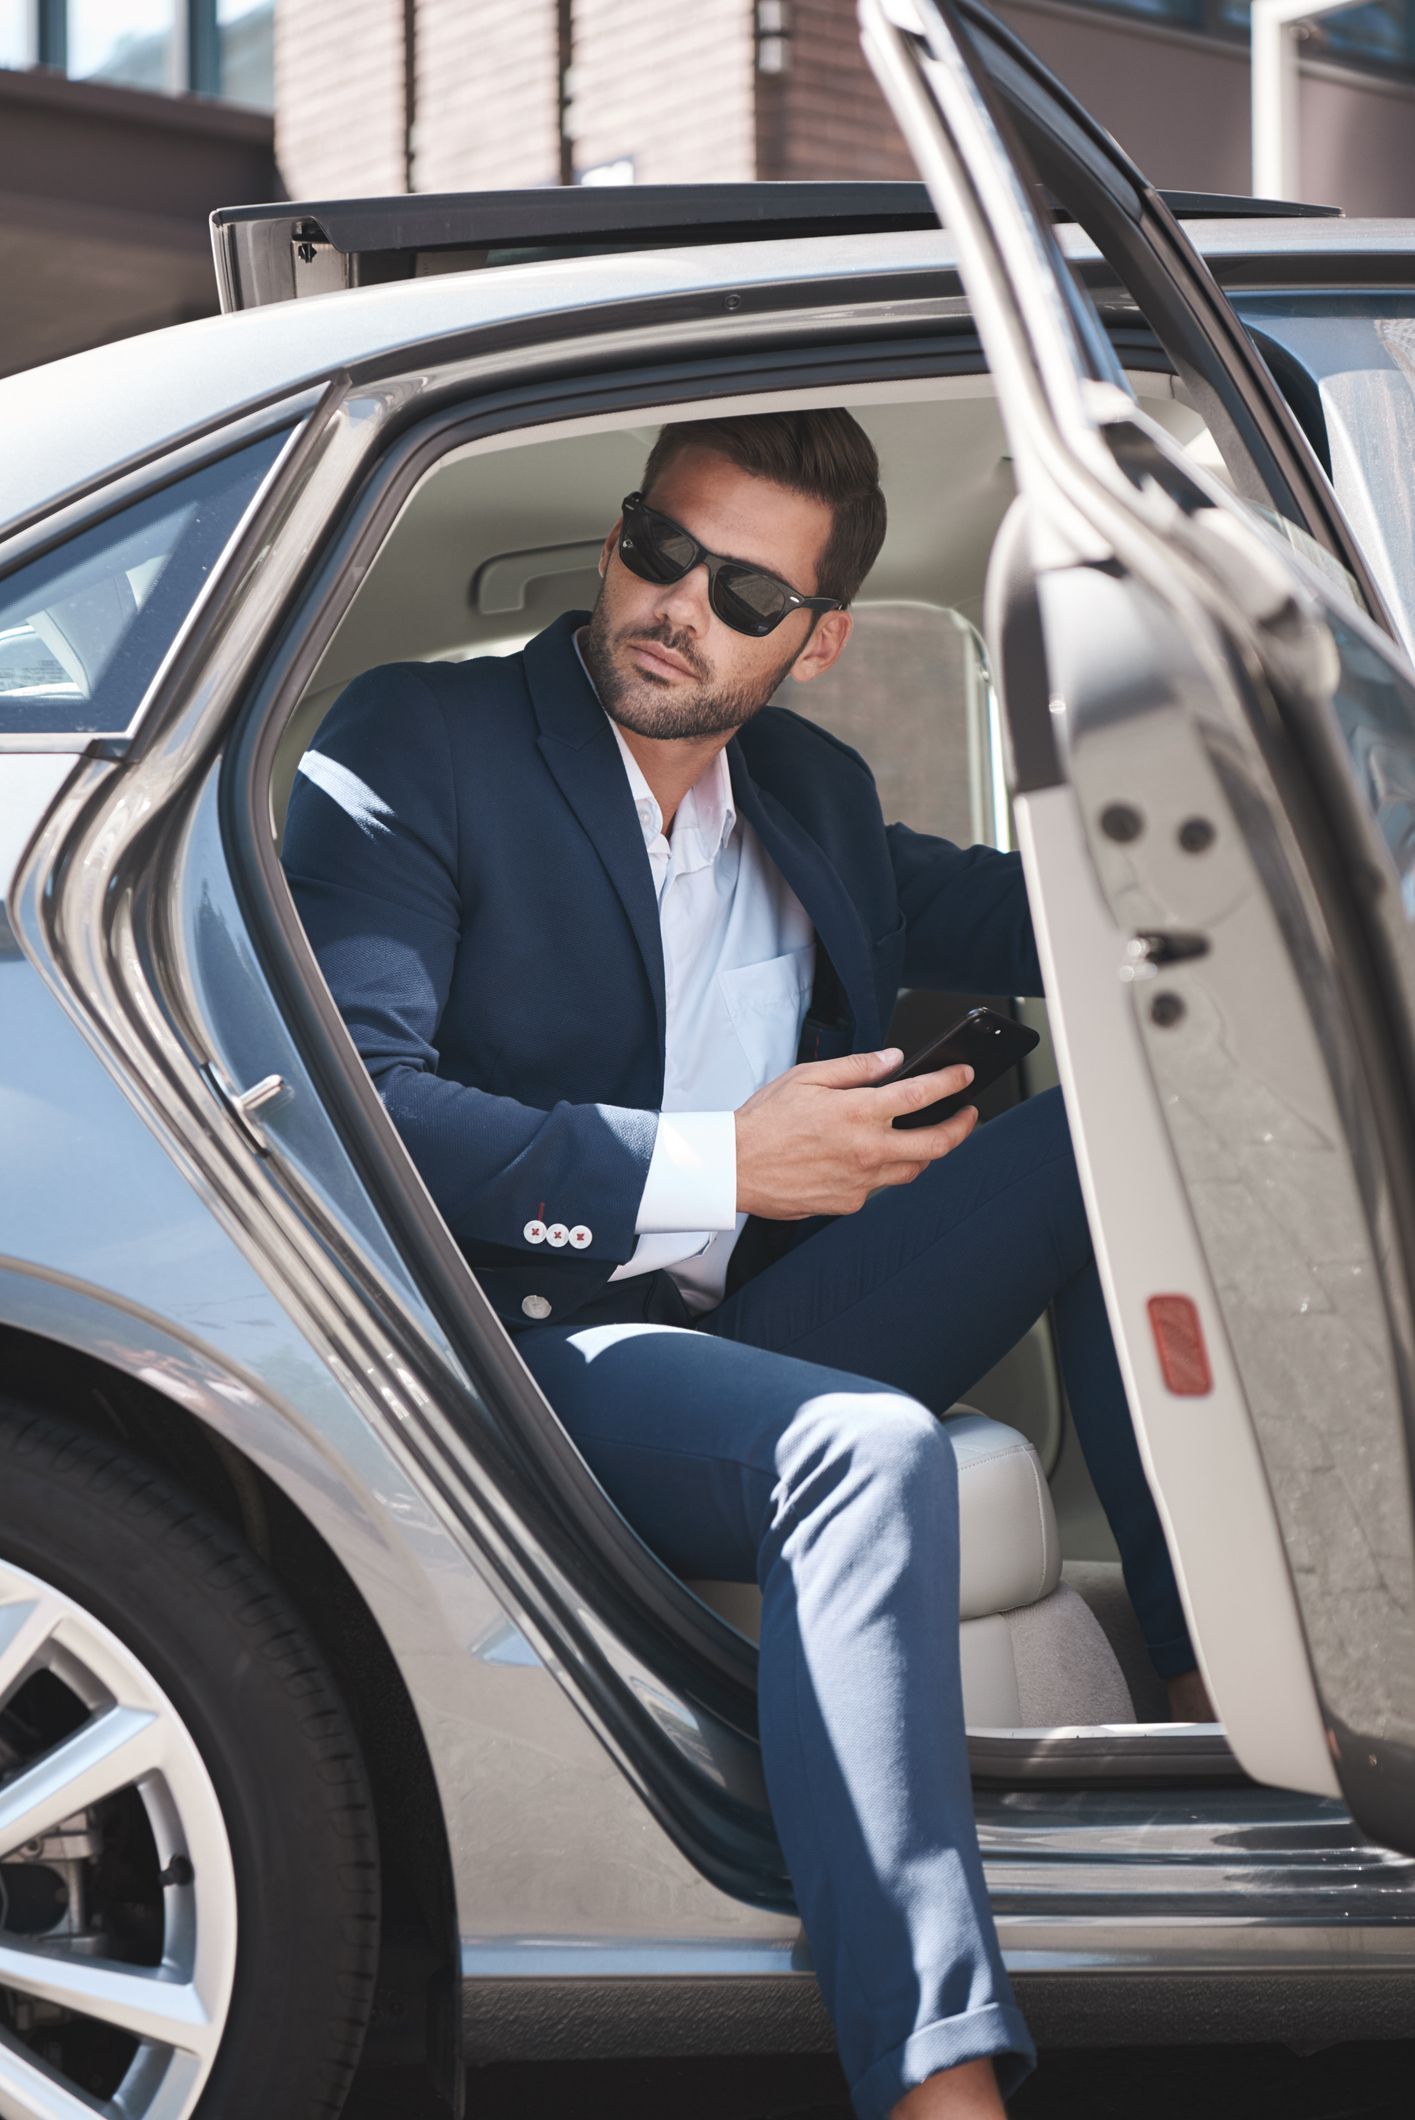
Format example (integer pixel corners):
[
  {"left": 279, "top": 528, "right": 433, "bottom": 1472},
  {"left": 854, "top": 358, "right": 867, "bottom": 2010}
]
[{"left": 864, "top": 0, "right": 1415, "bottom": 1844}]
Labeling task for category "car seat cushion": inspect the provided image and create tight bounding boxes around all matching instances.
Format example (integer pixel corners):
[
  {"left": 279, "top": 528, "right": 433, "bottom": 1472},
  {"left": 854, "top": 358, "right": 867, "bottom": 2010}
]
[
  {"left": 959, "top": 1583, "right": 1136, "bottom": 1728},
  {"left": 948, "top": 1411, "right": 1061, "bottom": 1620}
]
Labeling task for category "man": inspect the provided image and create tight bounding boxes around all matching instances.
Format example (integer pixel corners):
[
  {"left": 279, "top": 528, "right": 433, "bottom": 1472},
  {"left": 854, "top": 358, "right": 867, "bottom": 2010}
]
[{"left": 282, "top": 409, "right": 1209, "bottom": 2118}]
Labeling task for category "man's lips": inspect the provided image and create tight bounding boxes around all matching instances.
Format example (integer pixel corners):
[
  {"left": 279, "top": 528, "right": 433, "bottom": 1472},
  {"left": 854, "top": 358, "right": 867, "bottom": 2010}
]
[{"left": 626, "top": 639, "right": 697, "bottom": 680}]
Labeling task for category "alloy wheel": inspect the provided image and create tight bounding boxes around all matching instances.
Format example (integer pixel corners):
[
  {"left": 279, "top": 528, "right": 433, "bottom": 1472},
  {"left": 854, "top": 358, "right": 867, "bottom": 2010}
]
[{"left": 0, "top": 1556, "right": 237, "bottom": 2120}]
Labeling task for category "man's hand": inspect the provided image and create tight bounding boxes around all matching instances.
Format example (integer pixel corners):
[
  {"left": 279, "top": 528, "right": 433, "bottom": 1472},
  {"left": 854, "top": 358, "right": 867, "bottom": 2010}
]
[{"left": 734, "top": 1047, "right": 979, "bottom": 1221}]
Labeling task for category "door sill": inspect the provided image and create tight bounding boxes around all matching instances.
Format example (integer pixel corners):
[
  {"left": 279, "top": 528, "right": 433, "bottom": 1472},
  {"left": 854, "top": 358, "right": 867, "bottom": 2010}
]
[{"left": 969, "top": 1720, "right": 1247, "bottom": 1785}]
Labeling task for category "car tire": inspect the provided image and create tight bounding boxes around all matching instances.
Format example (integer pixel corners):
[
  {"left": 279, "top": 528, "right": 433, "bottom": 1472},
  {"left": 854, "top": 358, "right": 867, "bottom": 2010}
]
[{"left": 0, "top": 1400, "right": 380, "bottom": 2120}]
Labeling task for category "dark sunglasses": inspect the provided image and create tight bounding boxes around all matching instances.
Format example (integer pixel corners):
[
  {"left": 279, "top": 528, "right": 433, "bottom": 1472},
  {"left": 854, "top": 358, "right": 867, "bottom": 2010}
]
[{"left": 616, "top": 492, "right": 843, "bottom": 638}]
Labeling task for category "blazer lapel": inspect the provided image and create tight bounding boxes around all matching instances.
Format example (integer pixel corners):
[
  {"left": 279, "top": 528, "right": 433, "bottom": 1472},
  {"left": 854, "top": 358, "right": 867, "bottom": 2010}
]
[
  {"left": 727, "top": 744, "right": 881, "bottom": 1052},
  {"left": 524, "top": 615, "right": 667, "bottom": 1062},
  {"left": 522, "top": 613, "right": 879, "bottom": 1060}
]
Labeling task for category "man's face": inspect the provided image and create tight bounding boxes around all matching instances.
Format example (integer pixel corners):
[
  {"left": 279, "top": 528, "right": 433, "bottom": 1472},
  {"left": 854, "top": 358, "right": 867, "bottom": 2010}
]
[{"left": 581, "top": 444, "right": 852, "bottom": 741}]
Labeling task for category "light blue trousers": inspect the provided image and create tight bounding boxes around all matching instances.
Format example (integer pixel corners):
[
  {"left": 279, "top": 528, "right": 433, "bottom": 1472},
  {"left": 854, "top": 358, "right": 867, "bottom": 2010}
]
[{"left": 518, "top": 1089, "right": 1193, "bottom": 2112}]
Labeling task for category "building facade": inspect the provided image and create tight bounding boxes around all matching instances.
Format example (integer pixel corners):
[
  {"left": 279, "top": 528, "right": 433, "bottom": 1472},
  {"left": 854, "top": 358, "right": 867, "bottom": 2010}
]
[
  {"left": 0, "top": 5, "right": 276, "bottom": 379},
  {"left": 1, "top": 0, "right": 1413, "bottom": 379},
  {"left": 270, "top": 0, "right": 1415, "bottom": 212}
]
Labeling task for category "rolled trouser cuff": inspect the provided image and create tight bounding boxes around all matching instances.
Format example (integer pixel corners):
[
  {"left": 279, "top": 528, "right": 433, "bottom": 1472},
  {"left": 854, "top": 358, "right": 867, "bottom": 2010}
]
[
  {"left": 1146, "top": 1628, "right": 1200, "bottom": 1681},
  {"left": 848, "top": 1998, "right": 1036, "bottom": 2119}
]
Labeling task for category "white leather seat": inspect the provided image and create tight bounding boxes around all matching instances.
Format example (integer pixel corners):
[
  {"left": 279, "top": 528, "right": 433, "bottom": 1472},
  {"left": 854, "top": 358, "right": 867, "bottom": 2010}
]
[{"left": 688, "top": 1409, "right": 1134, "bottom": 1730}]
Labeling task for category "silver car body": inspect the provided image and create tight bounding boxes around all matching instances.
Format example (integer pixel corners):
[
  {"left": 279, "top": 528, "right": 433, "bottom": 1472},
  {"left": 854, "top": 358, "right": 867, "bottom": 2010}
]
[{"left": 4, "top": 2, "right": 1415, "bottom": 2095}]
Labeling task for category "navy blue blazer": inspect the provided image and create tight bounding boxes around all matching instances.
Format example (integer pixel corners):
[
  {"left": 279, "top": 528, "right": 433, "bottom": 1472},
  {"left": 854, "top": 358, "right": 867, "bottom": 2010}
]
[{"left": 281, "top": 611, "right": 1042, "bottom": 1335}]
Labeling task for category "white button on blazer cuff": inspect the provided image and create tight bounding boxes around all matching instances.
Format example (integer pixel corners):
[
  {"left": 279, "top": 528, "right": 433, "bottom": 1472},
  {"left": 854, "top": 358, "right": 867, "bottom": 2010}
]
[{"left": 633, "top": 1112, "right": 737, "bottom": 1235}]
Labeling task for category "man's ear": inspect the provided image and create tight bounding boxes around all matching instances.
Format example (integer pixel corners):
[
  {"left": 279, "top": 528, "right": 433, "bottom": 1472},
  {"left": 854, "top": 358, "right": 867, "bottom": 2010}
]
[
  {"left": 789, "top": 607, "right": 852, "bottom": 685},
  {"left": 598, "top": 520, "right": 620, "bottom": 580}
]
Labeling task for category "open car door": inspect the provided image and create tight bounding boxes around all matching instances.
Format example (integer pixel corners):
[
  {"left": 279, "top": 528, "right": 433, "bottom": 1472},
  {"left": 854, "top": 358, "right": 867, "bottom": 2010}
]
[{"left": 862, "top": 0, "right": 1415, "bottom": 1854}]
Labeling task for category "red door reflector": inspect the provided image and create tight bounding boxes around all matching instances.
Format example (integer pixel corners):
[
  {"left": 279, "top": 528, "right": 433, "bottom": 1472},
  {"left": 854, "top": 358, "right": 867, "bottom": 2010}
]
[{"left": 1147, "top": 1295, "right": 1213, "bottom": 1396}]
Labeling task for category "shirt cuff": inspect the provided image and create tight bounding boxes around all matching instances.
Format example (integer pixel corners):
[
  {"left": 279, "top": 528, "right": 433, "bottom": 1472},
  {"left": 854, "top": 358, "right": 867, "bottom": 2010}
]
[
  {"left": 633, "top": 1111, "right": 738, "bottom": 1234},
  {"left": 608, "top": 1229, "right": 715, "bottom": 1283}
]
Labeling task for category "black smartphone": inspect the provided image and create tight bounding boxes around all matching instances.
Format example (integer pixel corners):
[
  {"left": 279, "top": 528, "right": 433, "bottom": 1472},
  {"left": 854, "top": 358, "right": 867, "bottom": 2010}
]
[{"left": 879, "top": 1006, "right": 1040, "bottom": 1131}]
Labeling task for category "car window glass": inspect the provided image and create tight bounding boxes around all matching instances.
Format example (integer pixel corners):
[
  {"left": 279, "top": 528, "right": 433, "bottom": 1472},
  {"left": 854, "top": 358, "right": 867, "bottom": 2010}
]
[
  {"left": 1234, "top": 295, "right": 1415, "bottom": 665},
  {"left": 0, "top": 429, "right": 289, "bottom": 738},
  {"left": 1236, "top": 497, "right": 1367, "bottom": 608}
]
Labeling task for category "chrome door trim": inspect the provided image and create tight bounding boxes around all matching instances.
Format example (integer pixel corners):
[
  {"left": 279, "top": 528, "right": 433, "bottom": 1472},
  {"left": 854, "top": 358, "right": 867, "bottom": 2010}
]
[
  {"left": 0, "top": 733, "right": 134, "bottom": 756},
  {"left": 460, "top": 1938, "right": 809, "bottom": 1980}
]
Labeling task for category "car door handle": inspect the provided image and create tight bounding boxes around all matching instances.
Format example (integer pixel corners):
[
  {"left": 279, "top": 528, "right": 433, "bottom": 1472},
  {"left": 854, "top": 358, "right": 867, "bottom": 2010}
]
[
  {"left": 200, "top": 1062, "right": 291, "bottom": 1151},
  {"left": 1125, "top": 929, "right": 1211, "bottom": 970}
]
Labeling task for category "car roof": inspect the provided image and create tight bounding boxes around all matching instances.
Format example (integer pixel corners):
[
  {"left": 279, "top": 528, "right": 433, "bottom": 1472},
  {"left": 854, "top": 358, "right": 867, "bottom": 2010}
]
[{"left": 3, "top": 216, "right": 1414, "bottom": 542}]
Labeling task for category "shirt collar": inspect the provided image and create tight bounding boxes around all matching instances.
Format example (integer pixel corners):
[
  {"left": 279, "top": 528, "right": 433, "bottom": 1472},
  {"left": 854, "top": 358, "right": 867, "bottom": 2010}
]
[{"left": 573, "top": 626, "right": 736, "bottom": 859}]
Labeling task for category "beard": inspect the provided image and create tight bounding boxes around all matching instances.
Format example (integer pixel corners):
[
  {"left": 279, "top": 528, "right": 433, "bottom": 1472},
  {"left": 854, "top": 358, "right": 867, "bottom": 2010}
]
[{"left": 581, "top": 589, "right": 805, "bottom": 740}]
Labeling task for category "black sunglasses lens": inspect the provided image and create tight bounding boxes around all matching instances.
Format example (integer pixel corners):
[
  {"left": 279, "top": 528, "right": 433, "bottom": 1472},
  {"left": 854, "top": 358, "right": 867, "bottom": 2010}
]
[
  {"left": 713, "top": 563, "right": 791, "bottom": 636},
  {"left": 618, "top": 500, "right": 801, "bottom": 637},
  {"left": 620, "top": 505, "right": 697, "bottom": 586}
]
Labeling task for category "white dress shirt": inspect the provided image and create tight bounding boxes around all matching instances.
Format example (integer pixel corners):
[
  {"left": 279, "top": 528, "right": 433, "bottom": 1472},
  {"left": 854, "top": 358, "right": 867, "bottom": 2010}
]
[{"left": 577, "top": 639, "right": 815, "bottom": 1313}]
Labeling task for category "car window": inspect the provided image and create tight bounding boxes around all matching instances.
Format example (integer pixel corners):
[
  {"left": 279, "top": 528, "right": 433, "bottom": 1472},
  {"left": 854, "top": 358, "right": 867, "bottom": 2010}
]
[
  {"left": 1236, "top": 496, "right": 1368, "bottom": 608},
  {"left": 1234, "top": 295, "right": 1415, "bottom": 666},
  {"left": 0, "top": 428, "right": 290, "bottom": 738}
]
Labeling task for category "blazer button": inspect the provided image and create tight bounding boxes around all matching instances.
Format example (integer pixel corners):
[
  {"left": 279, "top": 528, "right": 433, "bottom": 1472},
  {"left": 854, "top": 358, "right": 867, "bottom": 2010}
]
[
  {"left": 523, "top": 1219, "right": 547, "bottom": 1244},
  {"left": 568, "top": 1225, "right": 592, "bottom": 1249},
  {"left": 521, "top": 1294, "right": 552, "bottom": 1320},
  {"left": 545, "top": 1223, "right": 570, "bottom": 1247}
]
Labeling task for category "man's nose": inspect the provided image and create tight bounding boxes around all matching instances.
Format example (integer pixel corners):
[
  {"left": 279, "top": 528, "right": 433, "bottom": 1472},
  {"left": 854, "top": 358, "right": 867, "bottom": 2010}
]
[{"left": 654, "top": 562, "right": 712, "bottom": 634}]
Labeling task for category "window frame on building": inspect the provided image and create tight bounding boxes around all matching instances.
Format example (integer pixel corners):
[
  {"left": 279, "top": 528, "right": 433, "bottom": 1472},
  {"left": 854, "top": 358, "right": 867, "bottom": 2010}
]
[
  {"left": 1073, "top": 0, "right": 1415, "bottom": 83},
  {"left": 14, "top": 0, "right": 274, "bottom": 107}
]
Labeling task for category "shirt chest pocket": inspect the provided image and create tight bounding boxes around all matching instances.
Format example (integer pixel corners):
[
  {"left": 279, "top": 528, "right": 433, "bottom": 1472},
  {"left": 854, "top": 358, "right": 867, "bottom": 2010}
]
[{"left": 717, "top": 944, "right": 817, "bottom": 1081}]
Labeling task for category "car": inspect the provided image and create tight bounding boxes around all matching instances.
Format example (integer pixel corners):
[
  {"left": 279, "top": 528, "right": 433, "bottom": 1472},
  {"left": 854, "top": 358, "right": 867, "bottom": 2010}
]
[{"left": 2, "top": 0, "right": 1415, "bottom": 2112}]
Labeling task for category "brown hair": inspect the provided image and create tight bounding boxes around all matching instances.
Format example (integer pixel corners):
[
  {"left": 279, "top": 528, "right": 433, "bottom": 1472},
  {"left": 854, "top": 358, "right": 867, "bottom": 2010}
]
[{"left": 639, "top": 408, "right": 886, "bottom": 607}]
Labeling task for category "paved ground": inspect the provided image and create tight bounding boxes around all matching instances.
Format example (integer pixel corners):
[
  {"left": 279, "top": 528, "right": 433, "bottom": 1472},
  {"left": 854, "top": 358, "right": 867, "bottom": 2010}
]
[{"left": 347, "top": 2041, "right": 1415, "bottom": 2118}]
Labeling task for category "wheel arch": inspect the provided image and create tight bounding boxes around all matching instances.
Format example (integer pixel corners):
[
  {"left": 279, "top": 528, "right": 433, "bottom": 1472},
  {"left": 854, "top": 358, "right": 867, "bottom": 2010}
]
[{"left": 0, "top": 1305, "right": 464, "bottom": 2107}]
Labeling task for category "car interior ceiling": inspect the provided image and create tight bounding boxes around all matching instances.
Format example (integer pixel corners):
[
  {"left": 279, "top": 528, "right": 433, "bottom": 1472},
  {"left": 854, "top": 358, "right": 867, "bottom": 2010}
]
[{"left": 272, "top": 366, "right": 1231, "bottom": 1737}]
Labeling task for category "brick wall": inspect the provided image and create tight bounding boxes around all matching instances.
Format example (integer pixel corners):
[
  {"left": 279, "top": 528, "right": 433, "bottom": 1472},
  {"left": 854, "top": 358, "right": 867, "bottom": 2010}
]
[
  {"left": 275, "top": 0, "right": 559, "bottom": 199},
  {"left": 274, "top": 0, "right": 407, "bottom": 198},
  {"left": 413, "top": 0, "right": 561, "bottom": 191},
  {"left": 273, "top": 0, "right": 912, "bottom": 204},
  {"left": 568, "top": 0, "right": 757, "bottom": 183},
  {"left": 762, "top": 0, "right": 915, "bottom": 181},
  {"left": 272, "top": 0, "right": 1414, "bottom": 214}
]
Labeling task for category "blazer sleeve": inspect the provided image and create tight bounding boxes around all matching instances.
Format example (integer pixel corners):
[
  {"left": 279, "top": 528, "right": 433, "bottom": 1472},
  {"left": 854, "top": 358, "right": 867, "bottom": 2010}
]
[
  {"left": 280, "top": 663, "right": 656, "bottom": 1262},
  {"left": 886, "top": 820, "right": 1044, "bottom": 999}
]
